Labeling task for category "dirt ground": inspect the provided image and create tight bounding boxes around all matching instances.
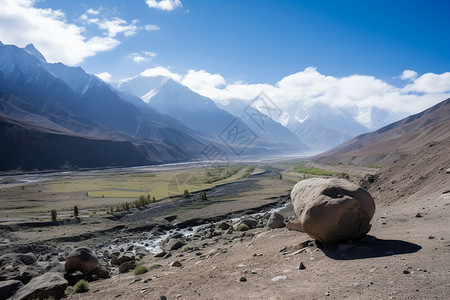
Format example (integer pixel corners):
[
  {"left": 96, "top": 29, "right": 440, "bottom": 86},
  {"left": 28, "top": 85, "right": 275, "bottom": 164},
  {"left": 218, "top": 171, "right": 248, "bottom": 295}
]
[
  {"left": 1, "top": 144, "right": 449, "bottom": 299},
  {"left": 64, "top": 186, "right": 450, "bottom": 300}
]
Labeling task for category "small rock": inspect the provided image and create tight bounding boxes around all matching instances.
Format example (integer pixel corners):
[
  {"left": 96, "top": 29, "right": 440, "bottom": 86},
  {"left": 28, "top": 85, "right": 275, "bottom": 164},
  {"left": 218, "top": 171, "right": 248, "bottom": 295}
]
[
  {"left": 154, "top": 251, "right": 167, "bottom": 258},
  {"left": 165, "top": 238, "right": 186, "bottom": 251},
  {"left": 170, "top": 261, "right": 182, "bottom": 268},
  {"left": 220, "top": 222, "right": 231, "bottom": 230},
  {"left": 299, "top": 262, "right": 306, "bottom": 270},
  {"left": 403, "top": 270, "right": 410, "bottom": 274},
  {"left": 160, "top": 296, "right": 167, "bottom": 300},
  {"left": 118, "top": 261, "right": 135, "bottom": 273},
  {"left": 325, "top": 292, "right": 330, "bottom": 296},
  {"left": 415, "top": 213, "right": 423, "bottom": 218},
  {"left": 271, "top": 275, "right": 287, "bottom": 282},
  {"left": 266, "top": 212, "right": 285, "bottom": 229},
  {"left": 446, "top": 168, "right": 450, "bottom": 174},
  {"left": 429, "top": 235, "right": 435, "bottom": 239},
  {"left": 239, "top": 276, "right": 247, "bottom": 282}
]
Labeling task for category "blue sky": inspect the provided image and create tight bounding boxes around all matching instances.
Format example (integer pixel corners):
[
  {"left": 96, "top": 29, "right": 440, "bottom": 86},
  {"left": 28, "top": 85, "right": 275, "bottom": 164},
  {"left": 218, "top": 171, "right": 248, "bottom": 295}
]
[
  {"left": 20, "top": 0, "right": 450, "bottom": 84},
  {"left": 1, "top": 0, "right": 450, "bottom": 124}
]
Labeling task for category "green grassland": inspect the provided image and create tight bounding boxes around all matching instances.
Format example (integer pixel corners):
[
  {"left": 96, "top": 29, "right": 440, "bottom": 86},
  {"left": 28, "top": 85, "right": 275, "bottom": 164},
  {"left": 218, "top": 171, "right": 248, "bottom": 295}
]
[
  {"left": 292, "top": 163, "right": 340, "bottom": 176},
  {"left": 44, "top": 165, "right": 254, "bottom": 201}
]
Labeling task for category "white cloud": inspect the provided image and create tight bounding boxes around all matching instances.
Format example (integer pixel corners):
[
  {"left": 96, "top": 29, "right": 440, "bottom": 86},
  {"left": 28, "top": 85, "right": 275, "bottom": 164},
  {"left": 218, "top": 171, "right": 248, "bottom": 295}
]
[
  {"left": 403, "top": 72, "right": 450, "bottom": 93},
  {"left": 138, "top": 67, "right": 448, "bottom": 128},
  {"left": 140, "top": 66, "right": 182, "bottom": 81},
  {"left": 0, "top": 0, "right": 119, "bottom": 65},
  {"left": 128, "top": 51, "right": 157, "bottom": 63},
  {"left": 146, "top": 0, "right": 182, "bottom": 11},
  {"left": 142, "top": 24, "right": 160, "bottom": 31},
  {"left": 89, "top": 17, "right": 138, "bottom": 37},
  {"left": 400, "top": 69, "right": 418, "bottom": 80},
  {"left": 96, "top": 72, "right": 112, "bottom": 82},
  {"left": 86, "top": 8, "right": 99, "bottom": 15}
]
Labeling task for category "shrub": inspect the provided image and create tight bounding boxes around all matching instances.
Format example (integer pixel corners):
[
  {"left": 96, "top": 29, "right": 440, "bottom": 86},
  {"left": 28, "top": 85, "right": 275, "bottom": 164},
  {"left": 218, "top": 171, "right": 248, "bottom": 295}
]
[
  {"left": 184, "top": 189, "right": 190, "bottom": 197},
  {"left": 133, "top": 265, "right": 148, "bottom": 275},
  {"left": 73, "top": 205, "right": 79, "bottom": 218},
  {"left": 237, "top": 224, "right": 249, "bottom": 231},
  {"left": 200, "top": 191, "right": 207, "bottom": 200},
  {"left": 50, "top": 210, "right": 57, "bottom": 222},
  {"left": 73, "top": 279, "right": 89, "bottom": 293}
]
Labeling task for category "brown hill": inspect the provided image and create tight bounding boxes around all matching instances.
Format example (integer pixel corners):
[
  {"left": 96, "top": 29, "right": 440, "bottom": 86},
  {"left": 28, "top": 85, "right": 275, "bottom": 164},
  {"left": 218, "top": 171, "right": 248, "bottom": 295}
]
[
  {"left": 316, "top": 98, "right": 450, "bottom": 165},
  {"left": 0, "top": 114, "right": 156, "bottom": 171}
]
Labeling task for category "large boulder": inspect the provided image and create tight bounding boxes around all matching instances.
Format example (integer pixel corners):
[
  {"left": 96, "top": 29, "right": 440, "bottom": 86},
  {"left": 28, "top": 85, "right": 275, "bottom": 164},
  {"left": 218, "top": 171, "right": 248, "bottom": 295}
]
[
  {"left": 290, "top": 178, "right": 375, "bottom": 244},
  {"left": 65, "top": 247, "right": 99, "bottom": 275},
  {"left": 10, "top": 272, "right": 68, "bottom": 300}
]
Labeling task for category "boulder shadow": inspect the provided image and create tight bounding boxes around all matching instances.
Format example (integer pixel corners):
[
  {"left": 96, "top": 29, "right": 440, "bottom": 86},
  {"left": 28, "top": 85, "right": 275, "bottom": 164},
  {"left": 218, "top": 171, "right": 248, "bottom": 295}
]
[{"left": 321, "top": 235, "right": 422, "bottom": 260}]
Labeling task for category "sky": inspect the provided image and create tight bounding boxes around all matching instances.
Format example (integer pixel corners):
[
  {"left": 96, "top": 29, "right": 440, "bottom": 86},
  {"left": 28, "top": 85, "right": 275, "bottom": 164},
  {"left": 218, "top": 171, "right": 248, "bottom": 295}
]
[{"left": 0, "top": 0, "right": 450, "bottom": 126}]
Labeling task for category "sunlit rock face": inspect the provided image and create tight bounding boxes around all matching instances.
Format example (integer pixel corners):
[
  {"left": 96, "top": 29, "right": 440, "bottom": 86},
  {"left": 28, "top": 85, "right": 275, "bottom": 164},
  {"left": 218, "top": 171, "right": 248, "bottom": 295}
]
[{"left": 290, "top": 178, "right": 375, "bottom": 244}]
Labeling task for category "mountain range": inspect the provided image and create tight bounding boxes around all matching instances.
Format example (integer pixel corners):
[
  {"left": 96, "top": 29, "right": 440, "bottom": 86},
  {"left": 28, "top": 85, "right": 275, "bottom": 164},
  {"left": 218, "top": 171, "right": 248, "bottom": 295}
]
[{"left": 1, "top": 41, "right": 446, "bottom": 172}]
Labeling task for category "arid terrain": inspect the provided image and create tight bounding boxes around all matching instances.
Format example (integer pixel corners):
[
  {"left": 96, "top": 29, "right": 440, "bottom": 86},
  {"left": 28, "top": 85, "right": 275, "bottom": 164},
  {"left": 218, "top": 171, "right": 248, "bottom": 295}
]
[{"left": 1, "top": 135, "right": 449, "bottom": 299}]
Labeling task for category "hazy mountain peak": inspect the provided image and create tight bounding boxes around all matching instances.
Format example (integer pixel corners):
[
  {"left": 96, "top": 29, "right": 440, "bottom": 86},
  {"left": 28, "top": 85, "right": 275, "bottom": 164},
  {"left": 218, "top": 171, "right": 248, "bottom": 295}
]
[{"left": 24, "top": 44, "right": 46, "bottom": 62}]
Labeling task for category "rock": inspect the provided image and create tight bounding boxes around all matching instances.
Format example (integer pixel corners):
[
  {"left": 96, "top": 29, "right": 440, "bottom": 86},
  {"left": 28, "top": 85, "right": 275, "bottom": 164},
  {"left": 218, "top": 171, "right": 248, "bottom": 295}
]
[
  {"left": 10, "top": 272, "right": 68, "bottom": 300},
  {"left": 0, "top": 253, "right": 45, "bottom": 284},
  {"left": 220, "top": 222, "right": 231, "bottom": 230},
  {"left": 0, "top": 280, "right": 23, "bottom": 300},
  {"left": 110, "top": 254, "right": 119, "bottom": 265},
  {"left": 165, "top": 238, "right": 186, "bottom": 251},
  {"left": 290, "top": 178, "right": 375, "bottom": 244},
  {"left": 118, "top": 261, "right": 135, "bottom": 273},
  {"left": 160, "top": 296, "right": 167, "bottom": 300},
  {"left": 117, "top": 253, "right": 134, "bottom": 265},
  {"left": 415, "top": 213, "right": 423, "bottom": 218},
  {"left": 65, "top": 247, "right": 99, "bottom": 275},
  {"left": 64, "top": 270, "right": 85, "bottom": 286},
  {"left": 154, "top": 251, "right": 167, "bottom": 258},
  {"left": 271, "top": 275, "right": 287, "bottom": 282},
  {"left": 286, "top": 219, "right": 304, "bottom": 232},
  {"left": 299, "top": 262, "right": 306, "bottom": 270},
  {"left": 0, "top": 253, "right": 37, "bottom": 267},
  {"left": 403, "top": 270, "right": 410, "bottom": 274},
  {"left": 266, "top": 212, "right": 285, "bottom": 229},
  {"left": 239, "top": 276, "right": 247, "bottom": 282},
  {"left": 240, "top": 217, "right": 258, "bottom": 229},
  {"left": 446, "top": 168, "right": 450, "bottom": 174},
  {"left": 359, "top": 174, "right": 378, "bottom": 189},
  {"left": 88, "top": 265, "right": 110, "bottom": 279},
  {"left": 170, "top": 261, "right": 182, "bottom": 268}
]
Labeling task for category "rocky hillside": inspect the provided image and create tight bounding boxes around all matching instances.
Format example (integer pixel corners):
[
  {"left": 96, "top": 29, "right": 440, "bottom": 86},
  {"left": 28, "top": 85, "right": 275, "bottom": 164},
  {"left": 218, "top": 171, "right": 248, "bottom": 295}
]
[{"left": 316, "top": 98, "right": 450, "bottom": 165}]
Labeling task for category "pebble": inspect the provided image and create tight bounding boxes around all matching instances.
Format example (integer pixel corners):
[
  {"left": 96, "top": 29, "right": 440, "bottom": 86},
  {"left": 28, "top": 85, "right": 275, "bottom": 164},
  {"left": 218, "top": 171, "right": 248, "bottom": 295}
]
[
  {"left": 160, "top": 296, "right": 167, "bottom": 300},
  {"left": 299, "top": 262, "right": 306, "bottom": 270},
  {"left": 403, "top": 270, "right": 410, "bottom": 274},
  {"left": 271, "top": 275, "right": 287, "bottom": 282},
  {"left": 239, "top": 276, "right": 247, "bottom": 282},
  {"left": 325, "top": 292, "right": 330, "bottom": 296}
]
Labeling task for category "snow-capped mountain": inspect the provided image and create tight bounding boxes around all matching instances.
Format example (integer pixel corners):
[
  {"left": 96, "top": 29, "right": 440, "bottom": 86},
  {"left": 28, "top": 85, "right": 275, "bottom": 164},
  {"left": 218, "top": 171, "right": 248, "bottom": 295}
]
[
  {"left": 115, "top": 75, "right": 310, "bottom": 156},
  {"left": 0, "top": 42, "right": 206, "bottom": 170}
]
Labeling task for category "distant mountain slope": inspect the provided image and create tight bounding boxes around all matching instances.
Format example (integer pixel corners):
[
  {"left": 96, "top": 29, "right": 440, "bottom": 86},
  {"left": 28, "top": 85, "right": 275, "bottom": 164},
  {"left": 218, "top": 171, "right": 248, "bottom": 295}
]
[
  {"left": 316, "top": 98, "right": 450, "bottom": 163},
  {"left": 0, "top": 114, "right": 154, "bottom": 171},
  {"left": 0, "top": 42, "right": 206, "bottom": 170},
  {"left": 283, "top": 103, "right": 369, "bottom": 151},
  {"left": 116, "top": 76, "right": 310, "bottom": 156}
]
